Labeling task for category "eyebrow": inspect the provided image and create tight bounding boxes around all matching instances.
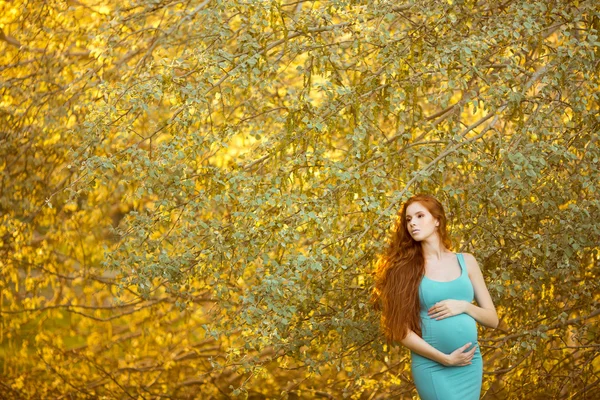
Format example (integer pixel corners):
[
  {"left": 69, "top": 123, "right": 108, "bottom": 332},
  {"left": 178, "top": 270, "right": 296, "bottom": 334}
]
[{"left": 406, "top": 212, "right": 424, "bottom": 219}]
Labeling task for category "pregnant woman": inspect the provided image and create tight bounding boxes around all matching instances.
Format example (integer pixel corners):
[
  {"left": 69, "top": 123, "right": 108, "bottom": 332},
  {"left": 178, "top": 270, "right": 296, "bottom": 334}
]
[{"left": 372, "top": 194, "right": 499, "bottom": 399}]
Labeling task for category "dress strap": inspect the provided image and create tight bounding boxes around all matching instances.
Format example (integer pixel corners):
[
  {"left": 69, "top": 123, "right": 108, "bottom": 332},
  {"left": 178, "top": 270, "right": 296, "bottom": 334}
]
[{"left": 457, "top": 253, "right": 466, "bottom": 272}]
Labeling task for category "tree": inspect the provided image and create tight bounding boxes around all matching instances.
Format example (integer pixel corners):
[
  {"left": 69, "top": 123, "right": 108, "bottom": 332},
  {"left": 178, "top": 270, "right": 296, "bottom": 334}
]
[{"left": 1, "top": 0, "right": 599, "bottom": 398}]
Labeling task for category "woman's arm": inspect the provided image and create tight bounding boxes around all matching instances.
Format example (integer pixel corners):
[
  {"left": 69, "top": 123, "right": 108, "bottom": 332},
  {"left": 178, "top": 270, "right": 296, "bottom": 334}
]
[
  {"left": 400, "top": 329, "right": 451, "bottom": 365},
  {"left": 464, "top": 302, "right": 498, "bottom": 328},
  {"left": 464, "top": 253, "right": 499, "bottom": 328},
  {"left": 400, "top": 329, "right": 476, "bottom": 367}
]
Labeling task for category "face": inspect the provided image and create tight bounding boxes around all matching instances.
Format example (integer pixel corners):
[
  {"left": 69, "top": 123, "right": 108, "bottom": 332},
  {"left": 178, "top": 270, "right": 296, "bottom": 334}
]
[{"left": 405, "top": 202, "right": 439, "bottom": 241}]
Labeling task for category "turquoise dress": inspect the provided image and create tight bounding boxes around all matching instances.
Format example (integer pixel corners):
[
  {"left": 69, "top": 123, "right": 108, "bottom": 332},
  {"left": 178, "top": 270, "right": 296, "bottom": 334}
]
[{"left": 410, "top": 253, "right": 483, "bottom": 400}]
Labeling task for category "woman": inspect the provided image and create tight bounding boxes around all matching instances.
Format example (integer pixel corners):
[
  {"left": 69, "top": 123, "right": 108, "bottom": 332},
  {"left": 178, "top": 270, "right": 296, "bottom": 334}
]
[{"left": 372, "top": 194, "right": 499, "bottom": 400}]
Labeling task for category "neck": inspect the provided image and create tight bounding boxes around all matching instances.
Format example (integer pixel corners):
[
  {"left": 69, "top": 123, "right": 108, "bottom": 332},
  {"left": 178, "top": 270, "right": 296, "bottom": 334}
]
[{"left": 420, "top": 237, "right": 449, "bottom": 261}]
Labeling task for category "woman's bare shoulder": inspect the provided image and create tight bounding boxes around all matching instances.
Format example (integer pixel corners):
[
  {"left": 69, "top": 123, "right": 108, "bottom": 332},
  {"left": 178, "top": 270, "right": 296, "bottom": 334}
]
[{"left": 461, "top": 252, "right": 482, "bottom": 277}]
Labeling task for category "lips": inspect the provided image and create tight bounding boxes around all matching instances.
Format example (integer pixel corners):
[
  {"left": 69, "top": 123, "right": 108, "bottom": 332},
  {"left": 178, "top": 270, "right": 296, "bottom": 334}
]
[{"left": 412, "top": 229, "right": 420, "bottom": 234}]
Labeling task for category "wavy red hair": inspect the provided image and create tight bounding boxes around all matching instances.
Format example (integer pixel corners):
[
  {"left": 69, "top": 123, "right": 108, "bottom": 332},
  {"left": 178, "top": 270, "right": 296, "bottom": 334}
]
[{"left": 371, "top": 194, "right": 454, "bottom": 342}]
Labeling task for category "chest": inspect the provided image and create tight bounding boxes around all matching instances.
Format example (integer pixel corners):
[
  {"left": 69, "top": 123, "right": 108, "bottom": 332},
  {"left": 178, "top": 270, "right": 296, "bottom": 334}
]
[
  {"left": 424, "top": 258, "right": 463, "bottom": 282},
  {"left": 418, "top": 275, "right": 475, "bottom": 308}
]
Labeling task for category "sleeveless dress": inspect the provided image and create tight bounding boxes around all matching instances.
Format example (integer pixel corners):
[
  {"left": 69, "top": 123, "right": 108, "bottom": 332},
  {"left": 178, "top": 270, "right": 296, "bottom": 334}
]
[{"left": 410, "top": 253, "right": 483, "bottom": 400}]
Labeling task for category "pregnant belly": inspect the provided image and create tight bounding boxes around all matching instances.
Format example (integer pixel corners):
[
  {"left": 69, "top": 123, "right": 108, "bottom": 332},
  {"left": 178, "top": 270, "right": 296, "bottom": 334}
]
[{"left": 420, "top": 312, "right": 478, "bottom": 354}]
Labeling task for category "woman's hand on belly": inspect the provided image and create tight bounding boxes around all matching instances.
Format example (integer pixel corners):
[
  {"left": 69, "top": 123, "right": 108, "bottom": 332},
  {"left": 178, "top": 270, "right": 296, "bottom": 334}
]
[
  {"left": 444, "top": 342, "right": 478, "bottom": 367},
  {"left": 428, "top": 299, "right": 468, "bottom": 320}
]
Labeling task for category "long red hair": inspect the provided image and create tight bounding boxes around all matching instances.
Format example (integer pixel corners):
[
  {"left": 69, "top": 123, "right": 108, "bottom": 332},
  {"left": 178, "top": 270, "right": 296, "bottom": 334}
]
[{"left": 371, "top": 194, "right": 453, "bottom": 342}]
